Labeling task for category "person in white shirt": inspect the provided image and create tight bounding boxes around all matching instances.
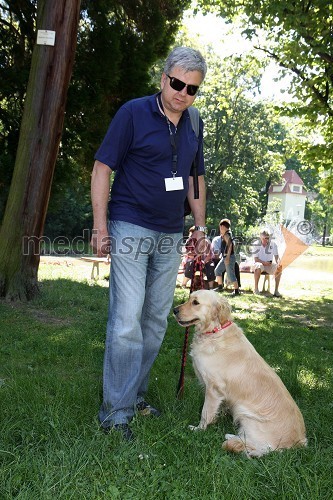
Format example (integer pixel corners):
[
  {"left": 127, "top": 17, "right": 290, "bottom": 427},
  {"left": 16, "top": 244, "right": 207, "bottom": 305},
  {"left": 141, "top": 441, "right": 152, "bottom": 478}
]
[{"left": 252, "top": 230, "right": 282, "bottom": 297}]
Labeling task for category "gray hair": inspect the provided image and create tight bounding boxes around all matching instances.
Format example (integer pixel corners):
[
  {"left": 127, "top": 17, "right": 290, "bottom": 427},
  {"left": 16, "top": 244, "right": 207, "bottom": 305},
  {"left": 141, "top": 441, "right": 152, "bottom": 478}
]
[{"left": 163, "top": 46, "right": 207, "bottom": 81}]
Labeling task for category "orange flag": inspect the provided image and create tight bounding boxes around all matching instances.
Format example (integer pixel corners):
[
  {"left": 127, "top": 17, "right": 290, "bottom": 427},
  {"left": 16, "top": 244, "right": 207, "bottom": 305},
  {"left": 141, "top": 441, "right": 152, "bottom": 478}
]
[{"left": 280, "top": 225, "right": 309, "bottom": 269}]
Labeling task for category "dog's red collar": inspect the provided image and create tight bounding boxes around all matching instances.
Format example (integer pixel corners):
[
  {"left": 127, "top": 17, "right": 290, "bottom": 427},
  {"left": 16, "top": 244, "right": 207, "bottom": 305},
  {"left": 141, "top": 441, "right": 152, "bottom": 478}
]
[{"left": 204, "top": 320, "right": 232, "bottom": 335}]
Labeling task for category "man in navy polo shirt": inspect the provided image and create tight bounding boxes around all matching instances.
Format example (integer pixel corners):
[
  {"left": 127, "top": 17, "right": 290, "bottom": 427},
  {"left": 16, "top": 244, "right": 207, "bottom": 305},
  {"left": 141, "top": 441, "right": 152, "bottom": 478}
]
[{"left": 91, "top": 46, "right": 207, "bottom": 440}]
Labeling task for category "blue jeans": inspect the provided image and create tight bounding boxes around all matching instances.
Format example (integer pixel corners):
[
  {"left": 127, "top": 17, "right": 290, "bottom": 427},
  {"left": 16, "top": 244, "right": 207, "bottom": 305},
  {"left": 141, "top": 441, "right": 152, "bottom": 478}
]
[
  {"left": 214, "top": 254, "right": 237, "bottom": 283},
  {"left": 99, "top": 221, "right": 182, "bottom": 427}
]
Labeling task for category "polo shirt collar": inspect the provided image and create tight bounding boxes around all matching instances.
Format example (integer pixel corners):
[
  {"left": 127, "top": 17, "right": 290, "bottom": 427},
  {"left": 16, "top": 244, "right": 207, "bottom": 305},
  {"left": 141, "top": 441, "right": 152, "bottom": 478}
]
[{"left": 153, "top": 92, "right": 189, "bottom": 124}]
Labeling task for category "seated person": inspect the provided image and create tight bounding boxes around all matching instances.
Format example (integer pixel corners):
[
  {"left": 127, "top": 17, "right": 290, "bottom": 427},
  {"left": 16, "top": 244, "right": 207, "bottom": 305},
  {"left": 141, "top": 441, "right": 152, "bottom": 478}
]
[
  {"left": 182, "top": 226, "right": 215, "bottom": 290},
  {"left": 252, "top": 230, "right": 282, "bottom": 297},
  {"left": 213, "top": 218, "right": 240, "bottom": 296}
]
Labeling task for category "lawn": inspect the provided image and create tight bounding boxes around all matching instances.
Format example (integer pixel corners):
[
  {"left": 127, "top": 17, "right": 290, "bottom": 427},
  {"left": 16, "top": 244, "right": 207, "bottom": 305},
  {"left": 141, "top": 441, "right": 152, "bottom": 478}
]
[{"left": 0, "top": 251, "right": 332, "bottom": 499}]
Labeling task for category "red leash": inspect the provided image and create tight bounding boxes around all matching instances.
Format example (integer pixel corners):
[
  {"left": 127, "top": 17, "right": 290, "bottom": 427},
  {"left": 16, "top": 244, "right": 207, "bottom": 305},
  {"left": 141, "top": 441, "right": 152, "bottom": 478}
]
[{"left": 176, "top": 254, "right": 204, "bottom": 399}]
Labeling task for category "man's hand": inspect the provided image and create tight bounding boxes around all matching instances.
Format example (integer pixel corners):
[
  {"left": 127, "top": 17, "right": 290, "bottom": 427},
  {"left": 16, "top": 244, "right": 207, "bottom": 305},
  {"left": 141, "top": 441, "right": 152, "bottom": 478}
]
[
  {"left": 192, "top": 231, "right": 209, "bottom": 255},
  {"left": 90, "top": 228, "right": 110, "bottom": 257},
  {"left": 90, "top": 160, "right": 112, "bottom": 257}
]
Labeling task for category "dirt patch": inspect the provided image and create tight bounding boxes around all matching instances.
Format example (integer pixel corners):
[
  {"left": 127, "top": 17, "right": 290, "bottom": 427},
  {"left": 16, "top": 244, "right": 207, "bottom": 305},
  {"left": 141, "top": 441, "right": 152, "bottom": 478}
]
[
  {"left": 4, "top": 301, "right": 70, "bottom": 326},
  {"left": 28, "top": 308, "right": 70, "bottom": 326}
]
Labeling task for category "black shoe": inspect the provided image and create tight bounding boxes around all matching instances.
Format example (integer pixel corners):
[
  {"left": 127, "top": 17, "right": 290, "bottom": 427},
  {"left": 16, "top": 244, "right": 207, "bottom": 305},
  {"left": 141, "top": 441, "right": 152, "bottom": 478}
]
[
  {"left": 136, "top": 400, "right": 161, "bottom": 417},
  {"left": 213, "top": 285, "right": 224, "bottom": 293},
  {"left": 230, "top": 290, "right": 240, "bottom": 297},
  {"left": 102, "top": 423, "right": 134, "bottom": 441}
]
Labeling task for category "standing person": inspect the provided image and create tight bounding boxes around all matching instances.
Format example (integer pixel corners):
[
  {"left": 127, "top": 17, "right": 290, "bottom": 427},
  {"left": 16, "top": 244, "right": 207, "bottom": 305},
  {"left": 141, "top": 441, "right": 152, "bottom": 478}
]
[
  {"left": 91, "top": 47, "right": 207, "bottom": 440},
  {"left": 252, "top": 230, "right": 282, "bottom": 296},
  {"left": 212, "top": 219, "right": 241, "bottom": 289},
  {"left": 213, "top": 219, "right": 240, "bottom": 296}
]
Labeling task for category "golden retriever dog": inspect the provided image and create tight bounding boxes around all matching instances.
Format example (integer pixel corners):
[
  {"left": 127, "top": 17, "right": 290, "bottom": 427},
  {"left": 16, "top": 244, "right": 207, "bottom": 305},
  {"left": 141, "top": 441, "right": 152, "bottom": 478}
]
[{"left": 173, "top": 290, "right": 307, "bottom": 458}]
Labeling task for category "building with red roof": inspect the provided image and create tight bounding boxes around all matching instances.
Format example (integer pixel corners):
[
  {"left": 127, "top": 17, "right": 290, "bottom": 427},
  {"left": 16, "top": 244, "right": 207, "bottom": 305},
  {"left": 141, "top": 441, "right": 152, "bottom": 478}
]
[{"left": 268, "top": 170, "right": 307, "bottom": 222}]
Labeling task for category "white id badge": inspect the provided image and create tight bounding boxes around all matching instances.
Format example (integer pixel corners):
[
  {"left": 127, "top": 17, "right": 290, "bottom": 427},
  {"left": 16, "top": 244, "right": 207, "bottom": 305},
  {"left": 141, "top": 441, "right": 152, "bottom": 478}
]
[{"left": 165, "top": 176, "right": 184, "bottom": 191}]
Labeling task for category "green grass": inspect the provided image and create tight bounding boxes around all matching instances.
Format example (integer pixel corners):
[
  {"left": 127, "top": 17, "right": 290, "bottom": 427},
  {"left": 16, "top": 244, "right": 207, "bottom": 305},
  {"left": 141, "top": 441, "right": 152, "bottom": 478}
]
[
  {"left": 0, "top": 257, "right": 332, "bottom": 499},
  {"left": 303, "top": 244, "right": 333, "bottom": 257}
]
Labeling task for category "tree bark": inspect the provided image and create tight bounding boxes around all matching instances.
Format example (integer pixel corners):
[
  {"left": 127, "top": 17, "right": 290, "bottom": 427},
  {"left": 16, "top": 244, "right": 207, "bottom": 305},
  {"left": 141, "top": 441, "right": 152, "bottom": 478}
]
[{"left": 0, "top": 0, "right": 81, "bottom": 300}]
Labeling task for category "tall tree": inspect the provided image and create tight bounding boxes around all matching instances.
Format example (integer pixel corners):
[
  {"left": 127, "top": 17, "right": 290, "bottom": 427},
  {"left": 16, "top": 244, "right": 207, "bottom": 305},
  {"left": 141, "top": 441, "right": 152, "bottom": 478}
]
[
  {"left": 0, "top": 0, "right": 81, "bottom": 300},
  {"left": 173, "top": 19, "right": 294, "bottom": 230},
  {"left": 196, "top": 0, "right": 333, "bottom": 197},
  {"left": 0, "top": 0, "right": 190, "bottom": 237},
  {"left": 0, "top": 0, "right": 37, "bottom": 216},
  {"left": 197, "top": 52, "right": 286, "bottom": 229},
  {"left": 0, "top": 0, "right": 190, "bottom": 300}
]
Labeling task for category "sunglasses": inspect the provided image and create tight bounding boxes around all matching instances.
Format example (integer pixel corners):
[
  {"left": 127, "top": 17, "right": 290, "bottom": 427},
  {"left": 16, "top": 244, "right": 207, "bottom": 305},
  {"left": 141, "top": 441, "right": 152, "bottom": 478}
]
[{"left": 166, "top": 75, "right": 199, "bottom": 96}]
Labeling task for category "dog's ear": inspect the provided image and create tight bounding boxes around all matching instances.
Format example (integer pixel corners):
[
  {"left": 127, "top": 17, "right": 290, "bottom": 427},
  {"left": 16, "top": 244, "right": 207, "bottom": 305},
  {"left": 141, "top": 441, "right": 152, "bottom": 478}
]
[{"left": 215, "top": 296, "right": 232, "bottom": 323}]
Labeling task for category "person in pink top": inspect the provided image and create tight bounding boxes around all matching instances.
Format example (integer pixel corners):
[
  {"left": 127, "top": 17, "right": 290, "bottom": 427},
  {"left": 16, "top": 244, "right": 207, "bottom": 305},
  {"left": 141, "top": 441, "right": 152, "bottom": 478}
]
[{"left": 181, "top": 226, "right": 215, "bottom": 289}]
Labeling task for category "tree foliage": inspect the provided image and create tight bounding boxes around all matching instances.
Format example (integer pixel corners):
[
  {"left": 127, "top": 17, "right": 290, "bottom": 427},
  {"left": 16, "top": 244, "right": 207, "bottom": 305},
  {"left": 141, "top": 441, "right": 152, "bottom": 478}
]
[
  {"left": 0, "top": 0, "right": 82, "bottom": 300},
  {"left": 0, "top": 0, "right": 191, "bottom": 300},
  {"left": 172, "top": 24, "right": 291, "bottom": 231},
  {"left": 196, "top": 0, "right": 333, "bottom": 198},
  {"left": 195, "top": 50, "right": 286, "bottom": 230},
  {"left": 0, "top": 0, "right": 191, "bottom": 235}
]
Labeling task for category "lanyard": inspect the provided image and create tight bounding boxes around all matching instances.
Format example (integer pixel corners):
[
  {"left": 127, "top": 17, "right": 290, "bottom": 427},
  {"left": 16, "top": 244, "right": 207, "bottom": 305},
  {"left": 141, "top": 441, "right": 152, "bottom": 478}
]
[{"left": 157, "top": 93, "right": 178, "bottom": 176}]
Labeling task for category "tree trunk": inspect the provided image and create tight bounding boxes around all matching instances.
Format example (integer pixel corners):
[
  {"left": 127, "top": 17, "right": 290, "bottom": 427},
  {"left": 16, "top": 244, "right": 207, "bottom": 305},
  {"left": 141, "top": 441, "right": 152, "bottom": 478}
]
[
  {"left": 0, "top": 0, "right": 81, "bottom": 300},
  {"left": 322, "top": 209, "right": 328, "bottom": 247}
]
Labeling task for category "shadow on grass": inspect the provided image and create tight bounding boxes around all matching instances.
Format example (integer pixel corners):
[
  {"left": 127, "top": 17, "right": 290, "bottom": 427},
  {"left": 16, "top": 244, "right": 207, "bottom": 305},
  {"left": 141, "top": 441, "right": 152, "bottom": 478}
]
[
  {"left": 0, "top": 278, "right": 108, "bottom": 431},
  {"left": 168, "top": 289, "right": 333, "bottom": 446},
  {"left": 1, "top": 279, "right": 331, "bottom": 407},
  {"left": 0, "top": 277, "right": 333, "bottom": 497}
]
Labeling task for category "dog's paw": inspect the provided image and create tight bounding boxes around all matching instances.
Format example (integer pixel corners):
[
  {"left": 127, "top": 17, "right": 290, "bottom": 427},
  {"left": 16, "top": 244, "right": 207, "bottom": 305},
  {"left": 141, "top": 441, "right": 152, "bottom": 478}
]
[
  {"left": 225, "top": 433, "right": 236, "bottom": 440},
  {"left": 247, "top": 445, "right": 272, "bottom": 458},
  {"left": 188, "top": 424, "right": 202, "bottom": 431}
]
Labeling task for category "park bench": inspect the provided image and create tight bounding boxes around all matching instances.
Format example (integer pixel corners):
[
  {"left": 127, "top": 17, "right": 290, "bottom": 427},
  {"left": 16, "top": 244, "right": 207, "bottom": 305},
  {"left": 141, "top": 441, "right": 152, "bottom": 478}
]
[
  {"left": 238, "top": 261, "right": 271, "bottom": 293},
  {"left": 177, "top": 258, "right": 271, "bottom": 293},
  {"left": 80, "top": 255, "right": 110, "bottom": 279}
]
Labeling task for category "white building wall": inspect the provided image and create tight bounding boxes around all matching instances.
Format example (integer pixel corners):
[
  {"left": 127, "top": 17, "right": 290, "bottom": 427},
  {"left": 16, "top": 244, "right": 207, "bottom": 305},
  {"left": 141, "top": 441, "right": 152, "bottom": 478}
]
[{"left": 268, "top": 193, "right": 306, "bottom": 221}]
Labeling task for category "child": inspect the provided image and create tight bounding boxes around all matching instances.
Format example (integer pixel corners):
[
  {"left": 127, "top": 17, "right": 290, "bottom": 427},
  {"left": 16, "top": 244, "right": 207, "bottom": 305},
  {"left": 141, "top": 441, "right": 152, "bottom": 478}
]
[{"left": 214, "top": 219, "right": 240, "bottom": 296}]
